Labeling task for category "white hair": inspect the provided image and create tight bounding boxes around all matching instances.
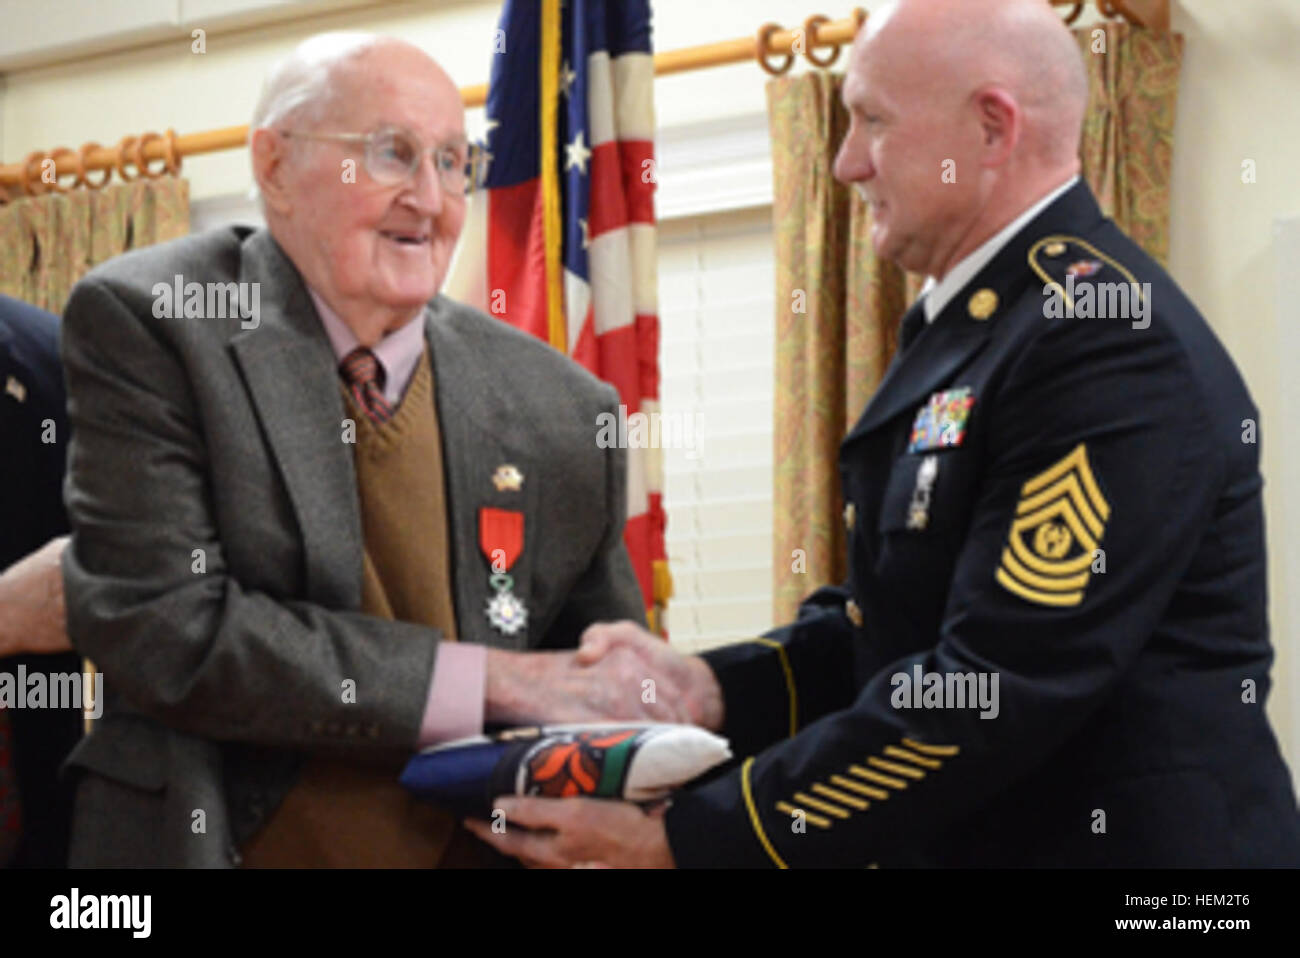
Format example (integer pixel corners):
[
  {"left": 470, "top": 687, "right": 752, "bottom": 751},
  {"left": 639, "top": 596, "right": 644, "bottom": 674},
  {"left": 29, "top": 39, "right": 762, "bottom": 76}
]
[
  {"left": 247, "top": 32, "right": 385, "bottom": 211},
  {"left": 250, "top": 31, "right": 384, "bottom": 131}
]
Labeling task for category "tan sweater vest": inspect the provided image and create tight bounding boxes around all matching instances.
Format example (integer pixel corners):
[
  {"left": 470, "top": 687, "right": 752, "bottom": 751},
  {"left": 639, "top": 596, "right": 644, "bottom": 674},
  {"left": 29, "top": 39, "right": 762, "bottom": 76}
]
[{"left": 242, "top": 351, "right": 492, "bottom": 868}]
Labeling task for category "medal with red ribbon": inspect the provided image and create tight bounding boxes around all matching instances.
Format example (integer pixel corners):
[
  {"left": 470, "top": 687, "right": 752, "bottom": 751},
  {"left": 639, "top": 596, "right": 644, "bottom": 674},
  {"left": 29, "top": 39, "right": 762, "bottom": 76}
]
[{"left": 479, "top": 507, "right": 527, "bottom": 636}]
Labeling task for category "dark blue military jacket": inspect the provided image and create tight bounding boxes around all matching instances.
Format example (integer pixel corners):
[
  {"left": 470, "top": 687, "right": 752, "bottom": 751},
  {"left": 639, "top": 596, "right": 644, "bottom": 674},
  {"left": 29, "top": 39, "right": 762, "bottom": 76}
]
[
  {"left": 664, "top": 181, "right": 1300, "bottom": 868},
  {"left": 0, "top": 294, "right": 79, "bottom": 868}
]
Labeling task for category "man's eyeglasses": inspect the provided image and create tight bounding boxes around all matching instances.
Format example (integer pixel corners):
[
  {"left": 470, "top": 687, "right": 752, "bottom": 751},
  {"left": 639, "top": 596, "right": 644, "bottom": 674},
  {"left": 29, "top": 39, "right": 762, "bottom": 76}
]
[{"left": 278, "top": 125, "right": 484, "bottom": 195}]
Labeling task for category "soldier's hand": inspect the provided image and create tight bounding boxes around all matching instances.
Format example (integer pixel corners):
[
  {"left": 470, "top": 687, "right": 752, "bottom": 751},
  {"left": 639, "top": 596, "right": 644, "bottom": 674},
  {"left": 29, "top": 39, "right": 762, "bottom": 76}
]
[
  {"left": 0, "top": 535, "right": 72, "bottom": 657},
  {"left": 464, "top": 795, "right": 675, "bottom": 868},
  {"left": 577, "top": 620, "right": 725, "bottom": 731}
]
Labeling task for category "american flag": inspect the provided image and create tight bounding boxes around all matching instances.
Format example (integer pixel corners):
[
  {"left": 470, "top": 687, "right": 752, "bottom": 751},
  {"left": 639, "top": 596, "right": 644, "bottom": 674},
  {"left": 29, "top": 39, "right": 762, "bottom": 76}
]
[{"left": 448, "top": 0, "right": 670, "bottom": 630}]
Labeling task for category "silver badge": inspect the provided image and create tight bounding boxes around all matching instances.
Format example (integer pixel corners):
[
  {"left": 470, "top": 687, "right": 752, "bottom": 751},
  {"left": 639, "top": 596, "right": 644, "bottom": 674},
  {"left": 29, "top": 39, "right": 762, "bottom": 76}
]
[
  {"left": 906, "top": 455, "right": 939, "bottom": 530},
  {"left": 485, "top": 573, "right": 528, "bottom": 636}
]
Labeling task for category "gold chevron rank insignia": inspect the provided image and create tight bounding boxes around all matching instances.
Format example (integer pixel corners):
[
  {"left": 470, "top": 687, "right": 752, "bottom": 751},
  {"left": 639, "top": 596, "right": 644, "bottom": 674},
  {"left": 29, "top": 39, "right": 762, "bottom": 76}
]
[{"left": 995, "top": 444, "right": 1110, "bottom": 607}]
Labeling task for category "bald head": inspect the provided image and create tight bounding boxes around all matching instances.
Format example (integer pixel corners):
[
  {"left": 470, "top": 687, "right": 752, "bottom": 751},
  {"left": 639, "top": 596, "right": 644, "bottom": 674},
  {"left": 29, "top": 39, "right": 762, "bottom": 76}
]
[
  {"left": 834, "top": 0, "right": 1089, "bottom": 277},
  {"left": 864, "top": 0, "right": 1088, "bottom": 164}
]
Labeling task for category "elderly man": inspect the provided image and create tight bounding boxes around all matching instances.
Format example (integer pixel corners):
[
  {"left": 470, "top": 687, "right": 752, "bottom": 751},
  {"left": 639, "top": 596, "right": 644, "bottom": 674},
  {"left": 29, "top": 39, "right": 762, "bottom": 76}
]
[
  {"left": 59, "top": 33, "right": 701, "bottom": 868},
  {"left": 469, "top": 0, "right": 1300, "bottom": 867},
  {"left": 0, "top": 294, "right": 77, "bottom": 867}
]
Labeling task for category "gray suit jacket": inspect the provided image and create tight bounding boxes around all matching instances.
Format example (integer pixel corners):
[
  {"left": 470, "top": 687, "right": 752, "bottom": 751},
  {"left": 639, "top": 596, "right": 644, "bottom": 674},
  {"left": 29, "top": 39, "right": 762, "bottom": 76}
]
[{"left": 59, "top": 226, "right": 645, "bottom": 867}]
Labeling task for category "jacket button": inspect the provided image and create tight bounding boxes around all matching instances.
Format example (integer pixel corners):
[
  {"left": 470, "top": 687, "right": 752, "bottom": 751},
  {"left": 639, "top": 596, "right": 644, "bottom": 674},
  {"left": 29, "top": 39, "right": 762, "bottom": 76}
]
[
  {"left": 366, "top": 723, "right": 381, "bottom": 739},
  {"left": 843, "top": 502, "right": 856, "bottom": 531},
  {"left": 845, "top": 599, "right": 864, "bottom": 628}
]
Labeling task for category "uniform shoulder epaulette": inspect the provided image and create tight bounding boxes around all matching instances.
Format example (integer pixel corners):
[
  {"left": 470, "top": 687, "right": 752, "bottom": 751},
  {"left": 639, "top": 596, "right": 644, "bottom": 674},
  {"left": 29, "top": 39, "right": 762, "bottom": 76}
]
[{"left": 1028, "top": 234, "right": 1147, "bottom": 322}]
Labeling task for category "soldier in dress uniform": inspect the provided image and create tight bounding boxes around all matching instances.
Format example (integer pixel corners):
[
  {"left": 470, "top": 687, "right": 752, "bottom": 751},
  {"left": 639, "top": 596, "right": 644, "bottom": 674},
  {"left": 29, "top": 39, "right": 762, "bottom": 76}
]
[{"left": 468, "top": 0, "right": 1300, "bottom": 867}]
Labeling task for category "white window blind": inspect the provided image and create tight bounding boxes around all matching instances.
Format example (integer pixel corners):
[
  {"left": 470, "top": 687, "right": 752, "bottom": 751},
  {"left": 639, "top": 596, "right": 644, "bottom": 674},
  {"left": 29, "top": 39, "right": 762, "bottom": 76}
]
[{"left": 658, "top": 206, "right": 776, "bottom": 653}]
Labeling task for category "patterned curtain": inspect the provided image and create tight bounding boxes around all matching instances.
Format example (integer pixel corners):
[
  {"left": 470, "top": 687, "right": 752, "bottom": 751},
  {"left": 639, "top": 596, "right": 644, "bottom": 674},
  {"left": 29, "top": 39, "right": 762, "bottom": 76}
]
[
  {"left": 1075, "top": 23, "right": 1184, "bottom": 264},
  {"left": 0, "top": 177, "right": 190, "bottom": 313},
  {"left": 767, "top": 72, "right": 922, "bottom": 623},
  {"left": 768, "top": 26, "right": 1183, "bottom": 624}
]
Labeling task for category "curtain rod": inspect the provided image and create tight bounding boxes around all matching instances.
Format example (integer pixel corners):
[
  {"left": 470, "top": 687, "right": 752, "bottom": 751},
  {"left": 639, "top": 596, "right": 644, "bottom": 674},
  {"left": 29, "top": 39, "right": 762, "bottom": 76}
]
[{"left": 0, "top": 1, "right": 1167, "bottom": 201}]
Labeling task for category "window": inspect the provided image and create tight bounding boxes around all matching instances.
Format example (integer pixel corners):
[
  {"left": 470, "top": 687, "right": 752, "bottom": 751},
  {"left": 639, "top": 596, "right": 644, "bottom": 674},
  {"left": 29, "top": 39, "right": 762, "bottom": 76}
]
[{"left": 658, "top": 206, "right": 776, "bottom": 653}]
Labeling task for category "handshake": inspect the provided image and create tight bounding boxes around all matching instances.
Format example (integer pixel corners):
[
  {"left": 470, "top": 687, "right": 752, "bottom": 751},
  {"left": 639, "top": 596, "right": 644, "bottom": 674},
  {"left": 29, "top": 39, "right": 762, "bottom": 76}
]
[
  {"left": 464, "top": 622, "right": 727, "bottom": 868},
  {"left": 481, "top": 620, "right": 725, "bottom": 733}
]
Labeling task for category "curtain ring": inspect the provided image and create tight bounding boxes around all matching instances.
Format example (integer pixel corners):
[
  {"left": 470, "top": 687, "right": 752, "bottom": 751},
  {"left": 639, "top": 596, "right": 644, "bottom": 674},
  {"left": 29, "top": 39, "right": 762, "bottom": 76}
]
[
  {"left": 69, "top": 144, "right": 87, "bottom": 190},
  {"left": 163, "top": 128, "right": 183, "bottom": 175},
  {"left": 756, "top": 23, "right": 795, "bottom": 76},
  {"left": 852, "top": 7, "right": 867, "bottom": 32},
  {"left": 130, "top": 136, "right": 149, "bottom": 177},
  {"left": 134, "top": 131, "right": 168, "bottom": 178},
  {"left": 21, "top": 151, "right": 50, "bottom": 196},
  {"left": 79, "top": 142, "right": 112, "bottom": 190},
  {"left": 45, "top": 147, "right": 75, "bottom": 193},
  {"left": 803, "top": 15, "right": 840, "bottom": 68},
  {"left": 1062, "top": 2, "right": 1085, "bottom": 24},
  {"left": 116, "top": 136, "right": 139, "bottom": 182}
]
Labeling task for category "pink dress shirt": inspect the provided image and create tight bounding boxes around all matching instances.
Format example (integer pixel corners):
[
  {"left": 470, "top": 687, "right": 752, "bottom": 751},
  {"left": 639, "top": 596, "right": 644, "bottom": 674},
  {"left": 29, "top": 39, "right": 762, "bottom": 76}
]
[{"left": 308, "top": 289, "right": 486, "bottom": 747}]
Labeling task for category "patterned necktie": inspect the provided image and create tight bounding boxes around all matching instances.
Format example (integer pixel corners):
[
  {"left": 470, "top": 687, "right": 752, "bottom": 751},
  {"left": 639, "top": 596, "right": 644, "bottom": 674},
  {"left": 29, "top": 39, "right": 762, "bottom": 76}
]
[
  {"left": 340, "top": 347, "right": 393, "bottom": 425},
  {"left": 0, "top": 708, "right": 20, "bottom": 865}
]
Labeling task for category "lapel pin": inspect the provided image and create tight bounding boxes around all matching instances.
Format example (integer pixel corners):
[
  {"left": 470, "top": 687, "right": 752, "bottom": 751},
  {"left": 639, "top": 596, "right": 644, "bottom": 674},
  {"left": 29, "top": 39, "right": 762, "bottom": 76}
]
[
  {"left": 1066, "top": 259, "right": 1103, "bottom": 278},
  {"left": 492, "top": 463, "right": 524, "bottom": 492},
  {"left": 4, "top": 375, "right": 26, "bottom": 403}
]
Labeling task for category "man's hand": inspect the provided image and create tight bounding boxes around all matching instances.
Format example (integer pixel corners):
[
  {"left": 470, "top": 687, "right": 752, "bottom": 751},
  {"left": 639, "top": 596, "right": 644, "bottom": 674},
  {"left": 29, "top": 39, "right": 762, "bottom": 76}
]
[
  {"left": 485, "top": 642, "right": 697, "bottom": 727},
  {"left": 577, "top": 621, "right": 725, "bottom": 731},
  {"left": 0, "top": 536, "right": 71, "bottom": 657},
  {"left": 464, "top": 796, "right": 675, "bottom": 868}
]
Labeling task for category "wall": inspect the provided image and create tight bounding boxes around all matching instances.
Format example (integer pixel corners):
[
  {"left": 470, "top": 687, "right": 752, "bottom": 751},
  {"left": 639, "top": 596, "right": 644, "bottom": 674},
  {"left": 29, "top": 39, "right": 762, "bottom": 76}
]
[
  {"left": 0, "top": 0, "right": 816, "bottom": 198},
  {"left": 1164, "top": 0, "right": 1300, "bottom": 768}
]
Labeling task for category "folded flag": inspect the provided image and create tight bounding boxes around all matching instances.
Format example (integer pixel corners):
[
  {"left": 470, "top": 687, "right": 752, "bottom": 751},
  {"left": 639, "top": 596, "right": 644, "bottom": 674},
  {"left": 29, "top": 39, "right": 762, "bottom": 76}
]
[{"left": 400, "top": 722, "right": 731, "bottom": 818}]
